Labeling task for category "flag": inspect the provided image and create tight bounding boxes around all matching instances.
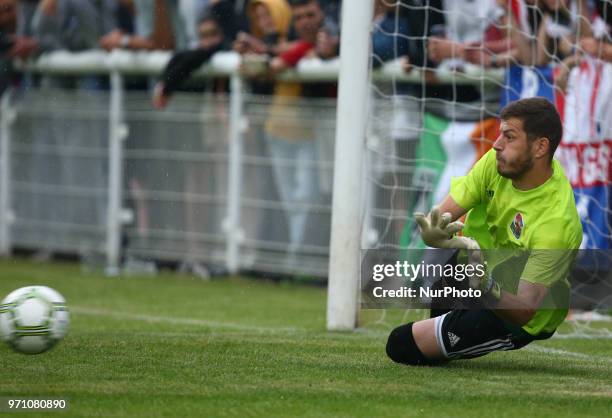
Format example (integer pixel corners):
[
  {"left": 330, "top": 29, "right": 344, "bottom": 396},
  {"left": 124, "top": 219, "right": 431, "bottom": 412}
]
[
  {"left": 400, "top": 114, "right": 497, "bottom": 249},
  {"left": 556, "top": 58, "right": 612, "bottom": 251},
  {"left": 501, "top": 65, "right": 556, "bottom": 108}
]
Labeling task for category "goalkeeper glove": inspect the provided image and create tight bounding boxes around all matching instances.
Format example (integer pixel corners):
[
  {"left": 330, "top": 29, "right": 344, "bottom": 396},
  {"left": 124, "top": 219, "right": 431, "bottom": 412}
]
[
  {"left": 414, "top": 206, "right": 479, "bottom": 250},
  {"left": 467, "top": 249, "right": 502, "bottom": 302}
]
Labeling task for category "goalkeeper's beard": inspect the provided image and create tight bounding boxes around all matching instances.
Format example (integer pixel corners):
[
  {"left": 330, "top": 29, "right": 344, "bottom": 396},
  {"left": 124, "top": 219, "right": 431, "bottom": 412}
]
[{"left": 496, "top": 150, "right": 534, "bottom": 180}]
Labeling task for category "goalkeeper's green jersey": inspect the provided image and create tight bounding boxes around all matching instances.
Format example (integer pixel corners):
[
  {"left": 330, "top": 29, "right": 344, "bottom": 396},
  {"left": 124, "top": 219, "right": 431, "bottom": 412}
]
[{"left": 449, "top": 149, "right": 582, "bottom": 336}]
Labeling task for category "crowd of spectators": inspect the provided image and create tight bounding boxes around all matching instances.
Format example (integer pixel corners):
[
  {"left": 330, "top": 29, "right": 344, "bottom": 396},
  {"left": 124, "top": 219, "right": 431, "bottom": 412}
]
[
  {"left": 144, "top": 0, "right": 611, "bottom": 119},
  {"left": 0, "top": 1, "right": 609, "bottom": 97}
]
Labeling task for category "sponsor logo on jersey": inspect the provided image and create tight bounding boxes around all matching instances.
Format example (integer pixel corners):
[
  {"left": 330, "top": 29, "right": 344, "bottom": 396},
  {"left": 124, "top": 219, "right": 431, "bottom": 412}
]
[{"left": 510, "top": 212, "right": 524, "bottom": 239}]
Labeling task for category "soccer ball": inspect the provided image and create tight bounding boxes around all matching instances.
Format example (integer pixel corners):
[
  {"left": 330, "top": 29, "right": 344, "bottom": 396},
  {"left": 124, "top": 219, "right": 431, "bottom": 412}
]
[{"left": 0, "top": 286, "right": 70, "bottom": 354}]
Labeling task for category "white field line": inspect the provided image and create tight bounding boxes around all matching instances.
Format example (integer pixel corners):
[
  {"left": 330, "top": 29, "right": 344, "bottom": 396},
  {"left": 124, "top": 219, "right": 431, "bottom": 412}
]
[
  {"left": 524, "top": 345, "right": 612, "bottom": 363},
  {"left": 553, "top": 332, "right": 612, "bottom": 340},
  {"left": 71, "top": 306, "right": 304, "bottom": 334},
  {"left": 71, "top": 307, "right": 612, "bottom": 362},
  {"left": 72, "top": 307, "right": 383, "bottom": 341}
]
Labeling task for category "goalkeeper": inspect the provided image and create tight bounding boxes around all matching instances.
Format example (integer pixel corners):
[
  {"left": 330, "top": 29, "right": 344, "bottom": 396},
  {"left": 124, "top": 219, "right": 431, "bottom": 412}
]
[{"left": 386, "top": 97, "right": 582, "bottom": 365}]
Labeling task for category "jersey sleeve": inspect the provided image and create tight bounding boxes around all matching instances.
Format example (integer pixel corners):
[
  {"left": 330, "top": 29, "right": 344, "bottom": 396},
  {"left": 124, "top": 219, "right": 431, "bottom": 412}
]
[
  {"left": 521, "top": 218, "right": 579, "bottom": 287},
  {"left": 520, "top": 249, "right": 576, "bottom": 287},
  {"left": 449, "top": 149, "right": 496, "bottom": 210}
]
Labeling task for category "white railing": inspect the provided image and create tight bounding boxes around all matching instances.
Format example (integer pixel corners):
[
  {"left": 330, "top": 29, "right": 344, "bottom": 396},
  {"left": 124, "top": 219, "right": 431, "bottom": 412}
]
[{"left": 21, "top": 50, "right": 506, "bottom": 83}]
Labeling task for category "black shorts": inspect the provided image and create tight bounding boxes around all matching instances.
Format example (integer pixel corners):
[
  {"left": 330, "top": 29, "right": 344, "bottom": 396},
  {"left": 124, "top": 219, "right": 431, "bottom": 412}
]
[{"left": 434, "top": 309, "right": 554, "bottom": 360}]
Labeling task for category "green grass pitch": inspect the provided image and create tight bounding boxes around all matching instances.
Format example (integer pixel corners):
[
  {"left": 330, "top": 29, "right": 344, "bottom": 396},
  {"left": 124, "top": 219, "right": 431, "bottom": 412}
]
[{"left": 0, "top": 259, "right": 611, "bottom": 417}]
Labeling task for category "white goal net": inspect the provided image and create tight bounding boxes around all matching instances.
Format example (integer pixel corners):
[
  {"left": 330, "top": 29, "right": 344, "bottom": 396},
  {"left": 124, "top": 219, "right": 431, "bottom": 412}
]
[{"left": 333, "top": 0, "right": 612, "bottom": 338}]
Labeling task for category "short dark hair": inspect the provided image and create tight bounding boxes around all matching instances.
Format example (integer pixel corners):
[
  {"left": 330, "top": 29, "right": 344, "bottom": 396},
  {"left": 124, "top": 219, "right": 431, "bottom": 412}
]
[{"left": 499, "top": 97, "right": 563, "bottom": 161}]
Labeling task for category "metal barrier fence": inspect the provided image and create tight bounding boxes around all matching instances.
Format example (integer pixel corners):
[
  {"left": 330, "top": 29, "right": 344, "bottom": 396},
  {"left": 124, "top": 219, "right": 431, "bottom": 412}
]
[
  {"left": 0, "top": 81, "right": 340, "bottom": 277},
  {"left": 121, "top": 91, "right": 337, "bottom": 276},
  {"left": 9, "top": 89, "right": 109, "bottom": 255}
]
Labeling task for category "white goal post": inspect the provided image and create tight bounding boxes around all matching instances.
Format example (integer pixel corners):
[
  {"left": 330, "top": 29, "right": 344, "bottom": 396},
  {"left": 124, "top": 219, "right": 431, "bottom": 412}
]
[{"left": 326, "top": 0, "right": 374, "bottom": 331}]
